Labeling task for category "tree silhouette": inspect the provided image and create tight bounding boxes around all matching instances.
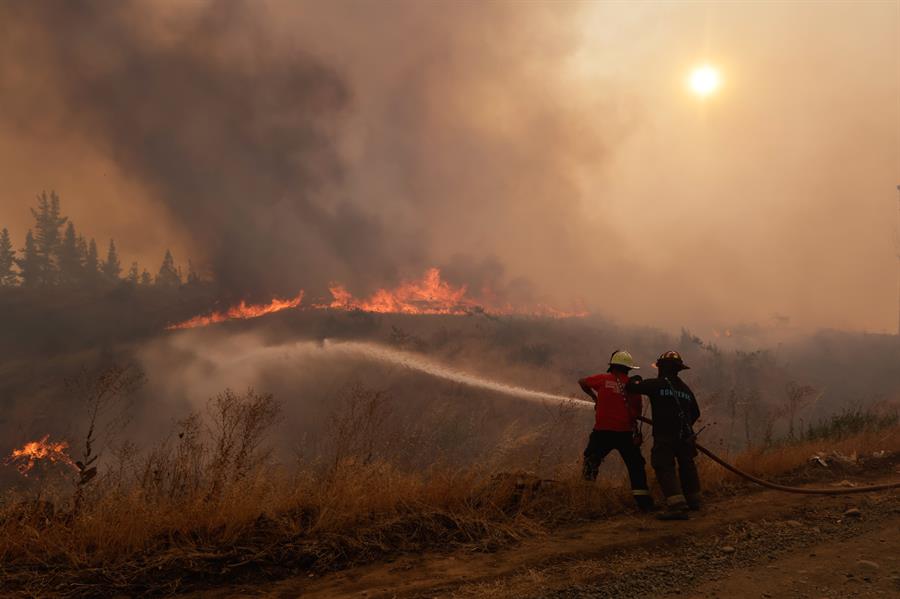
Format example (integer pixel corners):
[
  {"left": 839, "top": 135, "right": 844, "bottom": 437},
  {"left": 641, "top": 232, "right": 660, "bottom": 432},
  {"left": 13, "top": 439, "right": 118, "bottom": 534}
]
[
  {"left": 101, "top": 240, "right": 121, "bottom": 281},
  {"left": 156, "top": 249, "right": 181, "bottom": 286},
  {"left": 76, "top": 234, "right": 88, "bottom": 262},
  {"left": 126, "top": 262, "right": 139, "bottom": 284},
  {"left": 58, "top": 222, "right": 82, "bottom": 286},
  {"left": 30, "top": 191, "right": 67, "bottom": 285},
  {"left": 0, "top": 228, "right": 16, "bottom": 286},
  {"left": 16, "top": 230, "right": 41, "bottom": 287},
  {"left": 83, "top": 238, "right": 100, "bottom": 286},
  {"left": 3, "top": 192, "right": 202, "bottom": 295}
]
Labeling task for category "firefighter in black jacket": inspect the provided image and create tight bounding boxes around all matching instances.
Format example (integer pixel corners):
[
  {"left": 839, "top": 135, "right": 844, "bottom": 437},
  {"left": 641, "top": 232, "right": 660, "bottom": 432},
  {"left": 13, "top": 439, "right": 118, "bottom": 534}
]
[{"left": 626, "top": 351, "right": 701, "bottom": 520}]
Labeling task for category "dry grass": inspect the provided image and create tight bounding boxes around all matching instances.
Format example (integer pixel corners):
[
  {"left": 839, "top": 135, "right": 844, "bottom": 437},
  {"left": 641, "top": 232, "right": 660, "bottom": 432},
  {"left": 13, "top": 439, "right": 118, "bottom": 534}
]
[{"left": 1, "top": 388, "right": 898, "bottom": 598}]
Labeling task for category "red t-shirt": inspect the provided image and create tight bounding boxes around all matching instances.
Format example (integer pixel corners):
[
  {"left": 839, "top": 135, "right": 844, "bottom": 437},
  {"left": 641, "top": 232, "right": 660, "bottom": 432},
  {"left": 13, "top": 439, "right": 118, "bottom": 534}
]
[{"left": 582, "top": 372, "right": 642, "bottom": 432}]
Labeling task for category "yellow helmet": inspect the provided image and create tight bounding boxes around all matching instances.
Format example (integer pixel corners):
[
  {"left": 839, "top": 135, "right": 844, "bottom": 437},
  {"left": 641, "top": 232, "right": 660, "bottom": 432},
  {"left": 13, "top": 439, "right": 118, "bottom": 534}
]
[{"left": 609, "top": 349, "right": 639, "bottom": 370}]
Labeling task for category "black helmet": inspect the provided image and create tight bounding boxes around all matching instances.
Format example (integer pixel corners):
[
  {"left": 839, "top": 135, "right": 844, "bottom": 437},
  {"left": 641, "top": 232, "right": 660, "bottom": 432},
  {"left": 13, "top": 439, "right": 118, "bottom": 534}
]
[{"left": 655, "top": 350, "right": 690, "bottom": 370}]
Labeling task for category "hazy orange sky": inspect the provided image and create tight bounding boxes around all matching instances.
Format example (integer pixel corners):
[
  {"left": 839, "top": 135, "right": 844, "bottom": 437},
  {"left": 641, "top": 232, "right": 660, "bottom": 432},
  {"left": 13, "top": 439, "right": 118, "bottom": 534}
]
[{"left": 0, "top": 1, "right": 897, "bottom": 332}]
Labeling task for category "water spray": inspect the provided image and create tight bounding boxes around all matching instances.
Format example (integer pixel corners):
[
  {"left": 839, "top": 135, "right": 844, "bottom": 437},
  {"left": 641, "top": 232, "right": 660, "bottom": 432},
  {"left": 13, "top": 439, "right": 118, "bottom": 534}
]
[
  {"left": 320, "top": 339, "right": 588, "bottom": 407},
  {"left": 323, "top": 340, "right": 900, "bottom": 496},
  {"left": 219, "top": 337, "right": 591, "bottom": 407},
  {"left": 225, "top": 338, "right": 899, "bottom": 496}
]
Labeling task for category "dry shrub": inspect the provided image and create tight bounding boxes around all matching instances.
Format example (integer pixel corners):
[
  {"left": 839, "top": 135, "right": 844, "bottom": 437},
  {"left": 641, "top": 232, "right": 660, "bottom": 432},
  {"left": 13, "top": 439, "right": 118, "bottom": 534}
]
[
  {"left": 67, "top": 364, "right": 146, "bottom": 513},
  {"left": 324, "top": 385, "right": 391, "bottom": 471},
  {"left": 206, "top": 389, "right": 280, "bottom": 496},
  {"left": 136, "top": 388, "right": 279, "bottom": 504},
  {"left": 489, "top": 399, "right": 583, "bottom": 477}
]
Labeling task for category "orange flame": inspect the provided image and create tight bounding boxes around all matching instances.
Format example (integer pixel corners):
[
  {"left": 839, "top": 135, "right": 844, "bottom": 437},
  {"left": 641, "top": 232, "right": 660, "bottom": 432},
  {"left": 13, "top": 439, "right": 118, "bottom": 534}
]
[
  {"left": 327, "top": 268, "right": 473, "bottom": 315},
  {"left": 326, "top": 268, "right": 587, "bottom": 318},
  {"left": 167, "top": 292, "right": 304, "bottom": 330},
  {"left": 5, "top": 435, "right": 77, "bottom": 476},
  {"left": 168, "top": 268, "right": 586, "bottom": 330}
]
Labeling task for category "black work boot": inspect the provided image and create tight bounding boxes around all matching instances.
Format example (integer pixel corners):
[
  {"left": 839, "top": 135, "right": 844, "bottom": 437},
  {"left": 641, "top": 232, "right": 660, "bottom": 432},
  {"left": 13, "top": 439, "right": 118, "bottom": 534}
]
[
  {"left": 686, "top": 493, "right": 702, "bottom": 511},
  {"left": 656, "top": 495, "right": 690, "bottom": 521},
  {"left": 656, "top": 508, "right": 689, "bottom": 521},
  {"left": 582, "top": 452, "right": 603, "bottom": 481}
]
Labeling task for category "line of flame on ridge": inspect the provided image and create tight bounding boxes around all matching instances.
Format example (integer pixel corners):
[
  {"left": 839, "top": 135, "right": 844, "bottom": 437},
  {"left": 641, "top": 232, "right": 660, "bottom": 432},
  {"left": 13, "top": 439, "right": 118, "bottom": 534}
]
[
  {"left": 167, "top": 268, "right": 587, "bottom": 329},
  {"left": 325, "top": 267, "right": 474, "bottom": 315},
  {"left": 167, "top": 292, "right": 305, "bottom": 330},
  {"left": 4, "top": 435, "right": 77, "bottom": 476},
  {"left": 326, "top": 268, "right": 587, "bottom": 318}
]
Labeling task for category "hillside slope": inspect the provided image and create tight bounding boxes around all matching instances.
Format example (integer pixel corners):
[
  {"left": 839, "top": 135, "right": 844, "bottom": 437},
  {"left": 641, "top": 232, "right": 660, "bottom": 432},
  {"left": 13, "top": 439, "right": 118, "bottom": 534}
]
[{"left": 202, "top": 455, "right": 900, "bottom": 598}]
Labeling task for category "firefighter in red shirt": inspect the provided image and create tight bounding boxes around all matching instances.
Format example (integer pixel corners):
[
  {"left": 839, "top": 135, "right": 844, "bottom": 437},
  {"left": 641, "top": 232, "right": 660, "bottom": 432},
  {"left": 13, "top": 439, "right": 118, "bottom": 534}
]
[{"left": 578, "top": 350, "right": 654, "bottom": 512}]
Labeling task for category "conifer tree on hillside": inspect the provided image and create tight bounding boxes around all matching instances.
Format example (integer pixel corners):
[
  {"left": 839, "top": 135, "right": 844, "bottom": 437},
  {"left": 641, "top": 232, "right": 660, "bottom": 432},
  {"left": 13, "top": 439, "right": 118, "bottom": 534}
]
[
  {"left": 16, "top": 230, "right": 41, "bottom": 287},
  {"left": 156, "top": 249, "right": 181, "bottom": 286},
  {"left": 76, "top": 234, "right": 88, "bottom": 262},
  {"left": 126, "top": 262, "right": 139, "bottom": 284},
  {"left": 0, "top": 228, "right": 17, "bottom": 286},
  {"left": 101, "top": 240, "right": 121, "bottom": 281},
  {"left": 2, "top": 190, "right": 200, "bottom": 292},
  {"left": 84, "top": 238, "right": 100, "bottom": 285},
  {"left": 30, "top": 191, "right": 67, "bottom": 284},
  {"left": 58, "top": 222, "right": 82, "bottom": 286}
]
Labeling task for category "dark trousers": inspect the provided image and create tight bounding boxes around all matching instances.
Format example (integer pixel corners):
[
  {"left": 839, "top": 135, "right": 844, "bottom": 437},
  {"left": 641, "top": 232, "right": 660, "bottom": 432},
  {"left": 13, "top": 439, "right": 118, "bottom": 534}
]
[
  {"left": 582, "top": 430, "right": 652, "bottom": 508},
  {"left": 651, "top": 435, "right": 701, "bottom": 506}
]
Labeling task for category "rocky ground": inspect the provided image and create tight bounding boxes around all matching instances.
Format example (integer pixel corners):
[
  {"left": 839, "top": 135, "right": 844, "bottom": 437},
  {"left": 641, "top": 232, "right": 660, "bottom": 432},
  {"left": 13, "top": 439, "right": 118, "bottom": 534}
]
[{"left": 196, "top": 455, "right": 900, "bottom": 598}]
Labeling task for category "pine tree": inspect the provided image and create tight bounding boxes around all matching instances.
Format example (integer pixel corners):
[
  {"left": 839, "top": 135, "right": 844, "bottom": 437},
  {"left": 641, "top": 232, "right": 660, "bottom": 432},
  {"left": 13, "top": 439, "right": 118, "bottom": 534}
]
[
  {"left": 84, "top": 238, "right": 99, "bottom": 284},
  {"left": 127, "top": 262, "right": 139, "bottom": 285},
  {"left": 30, "top": 191, "right": 67, "bottom": 284},
  {"left": 16, "top": 230, "right": 41, "bottom": 287},
  {"left": 140, "top": 269, "right": 152, "bottom": 286},
  {"left": 0, "top": 228, "right": 17, "bottom": 286},
  {"left": 76, "top": 234, "right": 88, "bottom": 265},
  {"left": 101, "top": 239, "right": 121, "bottom": 281},
  {"left": 155, "top": 249, "right": 181, "bottom": 286},
  {"left": 57, "top": 222, "right": 82, "bottom": 286}
]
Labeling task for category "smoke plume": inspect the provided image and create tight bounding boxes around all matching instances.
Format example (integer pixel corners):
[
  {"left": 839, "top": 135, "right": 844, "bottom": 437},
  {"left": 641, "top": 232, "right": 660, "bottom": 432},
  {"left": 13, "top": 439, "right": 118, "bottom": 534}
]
[{"left": 0, "top": 1, "right": 897, "bottom": 330}]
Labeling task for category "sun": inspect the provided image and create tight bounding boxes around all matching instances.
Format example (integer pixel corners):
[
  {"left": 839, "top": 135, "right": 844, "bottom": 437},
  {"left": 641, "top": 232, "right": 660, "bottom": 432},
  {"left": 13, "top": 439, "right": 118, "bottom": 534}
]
[{"left": 689, "top": 65, "right": 721, "bottom": 97}]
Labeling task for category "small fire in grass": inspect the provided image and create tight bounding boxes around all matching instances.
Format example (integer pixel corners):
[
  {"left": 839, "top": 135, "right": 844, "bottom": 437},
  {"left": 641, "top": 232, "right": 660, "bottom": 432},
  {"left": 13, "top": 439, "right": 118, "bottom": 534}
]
[
  {"left": 167, "top": 292, "right": 304, "bottom": 330},
  {"left": 168, "top": 268, "right": 587, "bottom": 330},
  {"left": 5, "top": 435, "right": 77, "bottom": 476}
]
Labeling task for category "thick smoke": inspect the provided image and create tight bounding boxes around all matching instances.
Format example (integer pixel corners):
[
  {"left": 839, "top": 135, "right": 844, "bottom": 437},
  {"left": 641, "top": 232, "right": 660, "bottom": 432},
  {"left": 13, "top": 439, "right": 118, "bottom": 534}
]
[
  {"left": 0, "top": 1, "right": 606, "bottom": 306},
  {"left": 0, "top": 1, "right": 404, "bottom": 299},
  {"left": 0, "top": 1, "right": 897, "bottom": 329},
  {"left": 0, "top": 0, "right": 625, "bottom": 309}
]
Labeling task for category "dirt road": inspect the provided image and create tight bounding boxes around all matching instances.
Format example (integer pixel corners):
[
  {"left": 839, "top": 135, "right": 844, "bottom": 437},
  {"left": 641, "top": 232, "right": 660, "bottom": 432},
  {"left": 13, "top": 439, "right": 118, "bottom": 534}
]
[{"left": 205, "top": 458, "right": 900, "bottom": 598}]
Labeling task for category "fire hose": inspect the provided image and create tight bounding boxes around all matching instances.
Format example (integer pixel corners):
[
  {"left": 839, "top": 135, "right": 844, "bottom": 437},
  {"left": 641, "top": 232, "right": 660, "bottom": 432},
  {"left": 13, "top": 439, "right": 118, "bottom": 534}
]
[{"left": 636, "top": 416, "right": 900, "bottom": 495}]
